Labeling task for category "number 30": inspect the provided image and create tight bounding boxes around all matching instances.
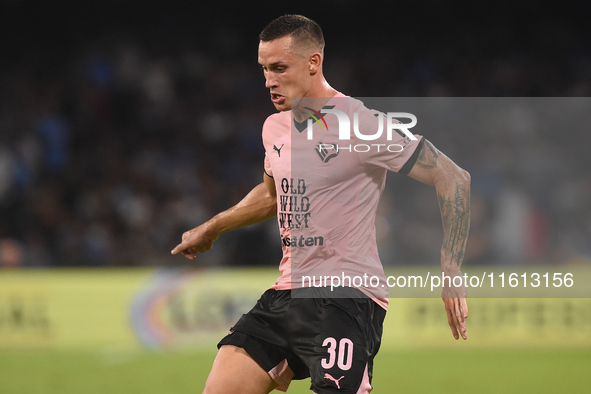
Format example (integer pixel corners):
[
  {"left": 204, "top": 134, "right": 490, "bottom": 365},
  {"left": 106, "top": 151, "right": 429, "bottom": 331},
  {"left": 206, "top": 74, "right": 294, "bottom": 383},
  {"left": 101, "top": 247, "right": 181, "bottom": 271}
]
[{"left": 321, "top": 337, "right": 353, "bottom": 370}]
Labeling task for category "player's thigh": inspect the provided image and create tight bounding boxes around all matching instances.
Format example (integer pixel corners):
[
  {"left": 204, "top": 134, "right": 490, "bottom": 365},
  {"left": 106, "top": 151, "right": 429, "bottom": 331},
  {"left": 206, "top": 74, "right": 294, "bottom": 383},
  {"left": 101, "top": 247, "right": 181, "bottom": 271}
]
[{"left": 203, "top": 345, "right": 277, "bottom": 394}]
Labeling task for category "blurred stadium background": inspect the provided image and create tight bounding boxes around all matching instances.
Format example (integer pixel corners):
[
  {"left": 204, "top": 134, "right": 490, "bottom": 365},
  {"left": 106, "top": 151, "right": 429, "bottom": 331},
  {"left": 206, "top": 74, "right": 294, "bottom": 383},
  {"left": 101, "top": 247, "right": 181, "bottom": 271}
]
[{"left": 0, "top": 1, "right": 590, "bottom": 393}]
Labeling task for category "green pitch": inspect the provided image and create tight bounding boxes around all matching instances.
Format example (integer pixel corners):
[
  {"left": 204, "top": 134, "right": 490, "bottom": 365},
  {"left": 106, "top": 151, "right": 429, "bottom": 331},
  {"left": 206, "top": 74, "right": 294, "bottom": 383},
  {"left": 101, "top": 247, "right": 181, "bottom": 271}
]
[{"left": 0, "top": 349, "right": 589, "bottom": 393}]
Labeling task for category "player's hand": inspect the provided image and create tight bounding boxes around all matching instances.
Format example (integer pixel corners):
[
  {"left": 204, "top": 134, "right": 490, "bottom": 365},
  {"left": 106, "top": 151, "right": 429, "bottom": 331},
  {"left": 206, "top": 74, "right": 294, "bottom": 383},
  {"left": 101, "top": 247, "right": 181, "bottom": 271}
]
[
  {"left": 442, "top": 297, "right": 468, "bottom": 340},
  {"left": 441, "top": 272, "right": 468, "bottom": 340},
  {"left": 171, "top": 222, "right": 219, "bottom": 260}
]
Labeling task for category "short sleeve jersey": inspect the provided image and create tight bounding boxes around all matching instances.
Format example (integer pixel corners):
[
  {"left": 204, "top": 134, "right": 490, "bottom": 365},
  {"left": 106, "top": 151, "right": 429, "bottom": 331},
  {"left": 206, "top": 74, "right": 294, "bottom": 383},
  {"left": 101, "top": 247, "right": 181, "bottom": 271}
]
[{"left": 262, "top": 93, "right": 424, "bottom": 309}]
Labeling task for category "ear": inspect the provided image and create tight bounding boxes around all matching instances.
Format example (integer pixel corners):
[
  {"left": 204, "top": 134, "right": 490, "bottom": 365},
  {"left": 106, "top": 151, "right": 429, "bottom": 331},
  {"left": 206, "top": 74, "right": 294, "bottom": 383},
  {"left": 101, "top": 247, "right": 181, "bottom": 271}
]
[{"left": 308, "top": 52, "right": 322, "bottom": 75}]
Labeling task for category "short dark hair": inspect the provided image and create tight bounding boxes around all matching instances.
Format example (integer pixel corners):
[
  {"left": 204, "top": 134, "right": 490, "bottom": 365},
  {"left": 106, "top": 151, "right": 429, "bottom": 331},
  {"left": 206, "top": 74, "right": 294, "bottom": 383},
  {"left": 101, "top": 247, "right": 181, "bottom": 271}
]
[{"left": 259, "top": 15, "right": 325, "bottom": 52}]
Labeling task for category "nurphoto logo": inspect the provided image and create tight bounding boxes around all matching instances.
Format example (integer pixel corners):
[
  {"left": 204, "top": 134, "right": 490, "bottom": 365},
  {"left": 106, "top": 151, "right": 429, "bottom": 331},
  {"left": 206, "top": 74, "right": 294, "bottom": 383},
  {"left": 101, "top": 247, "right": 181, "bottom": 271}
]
[{"left": 305, "top": 109, "right": 418, "bottom": 142}]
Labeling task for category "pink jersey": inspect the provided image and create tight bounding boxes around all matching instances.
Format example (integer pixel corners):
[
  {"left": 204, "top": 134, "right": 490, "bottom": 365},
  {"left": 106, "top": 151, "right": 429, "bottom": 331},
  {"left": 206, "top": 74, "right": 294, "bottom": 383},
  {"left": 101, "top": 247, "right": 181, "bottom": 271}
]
[{"left": 263, "top": 93, "right": 423, "bottom": 309}]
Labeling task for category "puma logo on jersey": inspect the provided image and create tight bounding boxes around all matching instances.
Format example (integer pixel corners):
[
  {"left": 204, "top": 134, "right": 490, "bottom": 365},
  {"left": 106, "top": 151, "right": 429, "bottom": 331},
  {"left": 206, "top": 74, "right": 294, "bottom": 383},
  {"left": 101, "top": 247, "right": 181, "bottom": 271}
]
[
  {"left": 273, "top": 144, "right": 284, "bottom": 157},
  {"left": 324, "top": 373, "right": 345, "bottom": 389}
]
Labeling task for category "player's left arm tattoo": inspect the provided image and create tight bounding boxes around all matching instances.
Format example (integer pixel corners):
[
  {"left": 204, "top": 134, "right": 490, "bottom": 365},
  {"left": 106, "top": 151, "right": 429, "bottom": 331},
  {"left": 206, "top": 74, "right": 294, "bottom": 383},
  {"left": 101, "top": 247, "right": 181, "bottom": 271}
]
[
  {"left": 437, "top": 183, "right": 470, "bottom": 272},
  {"left": 411, "top": 139, "right": 471, "bottom": 273},
  {"left": 416, "top": 139, "right": 440, "bottom": 169}
]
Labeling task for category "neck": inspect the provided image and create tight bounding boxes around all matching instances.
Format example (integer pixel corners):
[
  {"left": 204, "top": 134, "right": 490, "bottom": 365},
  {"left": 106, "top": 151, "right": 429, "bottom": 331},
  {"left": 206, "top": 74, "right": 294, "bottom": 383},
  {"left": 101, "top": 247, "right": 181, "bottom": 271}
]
[
  {"left": 311, "top": 77, "right": 337, "bottom": 98},
  {"left": 292, "top": 80, "right": 338, "bottom": 122}
]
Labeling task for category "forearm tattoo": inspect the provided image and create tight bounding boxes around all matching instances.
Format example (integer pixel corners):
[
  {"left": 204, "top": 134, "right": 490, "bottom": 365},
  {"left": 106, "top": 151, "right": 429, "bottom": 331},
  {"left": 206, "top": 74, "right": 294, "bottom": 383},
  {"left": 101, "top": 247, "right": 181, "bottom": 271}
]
[
  {"left": 438, "top": 184, "right": 471, "bottom": 271},
  {"left": 417, "top": 140, "right": 471, "bottom": 271}
]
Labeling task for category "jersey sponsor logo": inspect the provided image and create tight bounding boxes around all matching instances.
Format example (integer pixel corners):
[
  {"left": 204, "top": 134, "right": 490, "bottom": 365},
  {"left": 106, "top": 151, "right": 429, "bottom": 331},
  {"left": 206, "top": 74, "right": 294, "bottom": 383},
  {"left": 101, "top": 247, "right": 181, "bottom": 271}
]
[
  {"left": 273, "top": 144, "right": 284, "bottom": 157},
  {"left": 324, "top": 373, "right": 345, "bottom": 389},
  {"left": 281, "top": 234, "right": 324, "bottom": 248},
  {"left": 278, "top": 178, "right": 315, "bottom": 229},
  {"left": 315, "top": 142, "right": 339, "bottom": 163}
]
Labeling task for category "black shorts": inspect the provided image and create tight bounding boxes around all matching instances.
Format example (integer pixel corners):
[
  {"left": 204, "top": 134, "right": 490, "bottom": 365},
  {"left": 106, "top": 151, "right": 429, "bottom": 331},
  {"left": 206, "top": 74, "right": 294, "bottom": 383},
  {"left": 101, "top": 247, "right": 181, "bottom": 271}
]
[{"left": 218, "top": 288, "right": 386, "bottom": 393}]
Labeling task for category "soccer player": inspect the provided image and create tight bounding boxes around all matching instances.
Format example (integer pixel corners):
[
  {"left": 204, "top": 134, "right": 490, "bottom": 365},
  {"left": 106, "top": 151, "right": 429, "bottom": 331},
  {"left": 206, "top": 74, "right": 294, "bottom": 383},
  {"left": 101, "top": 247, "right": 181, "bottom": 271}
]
[{"left": 172, "top": 15, "right": 470, "bottom": 394}]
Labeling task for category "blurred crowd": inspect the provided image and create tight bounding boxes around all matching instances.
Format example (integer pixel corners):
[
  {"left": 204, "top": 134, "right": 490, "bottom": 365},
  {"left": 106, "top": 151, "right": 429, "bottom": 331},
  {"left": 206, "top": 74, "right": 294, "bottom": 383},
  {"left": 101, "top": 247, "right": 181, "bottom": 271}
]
[{"left": 0, "top": 6, "right": 590, "bottom": 268}]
